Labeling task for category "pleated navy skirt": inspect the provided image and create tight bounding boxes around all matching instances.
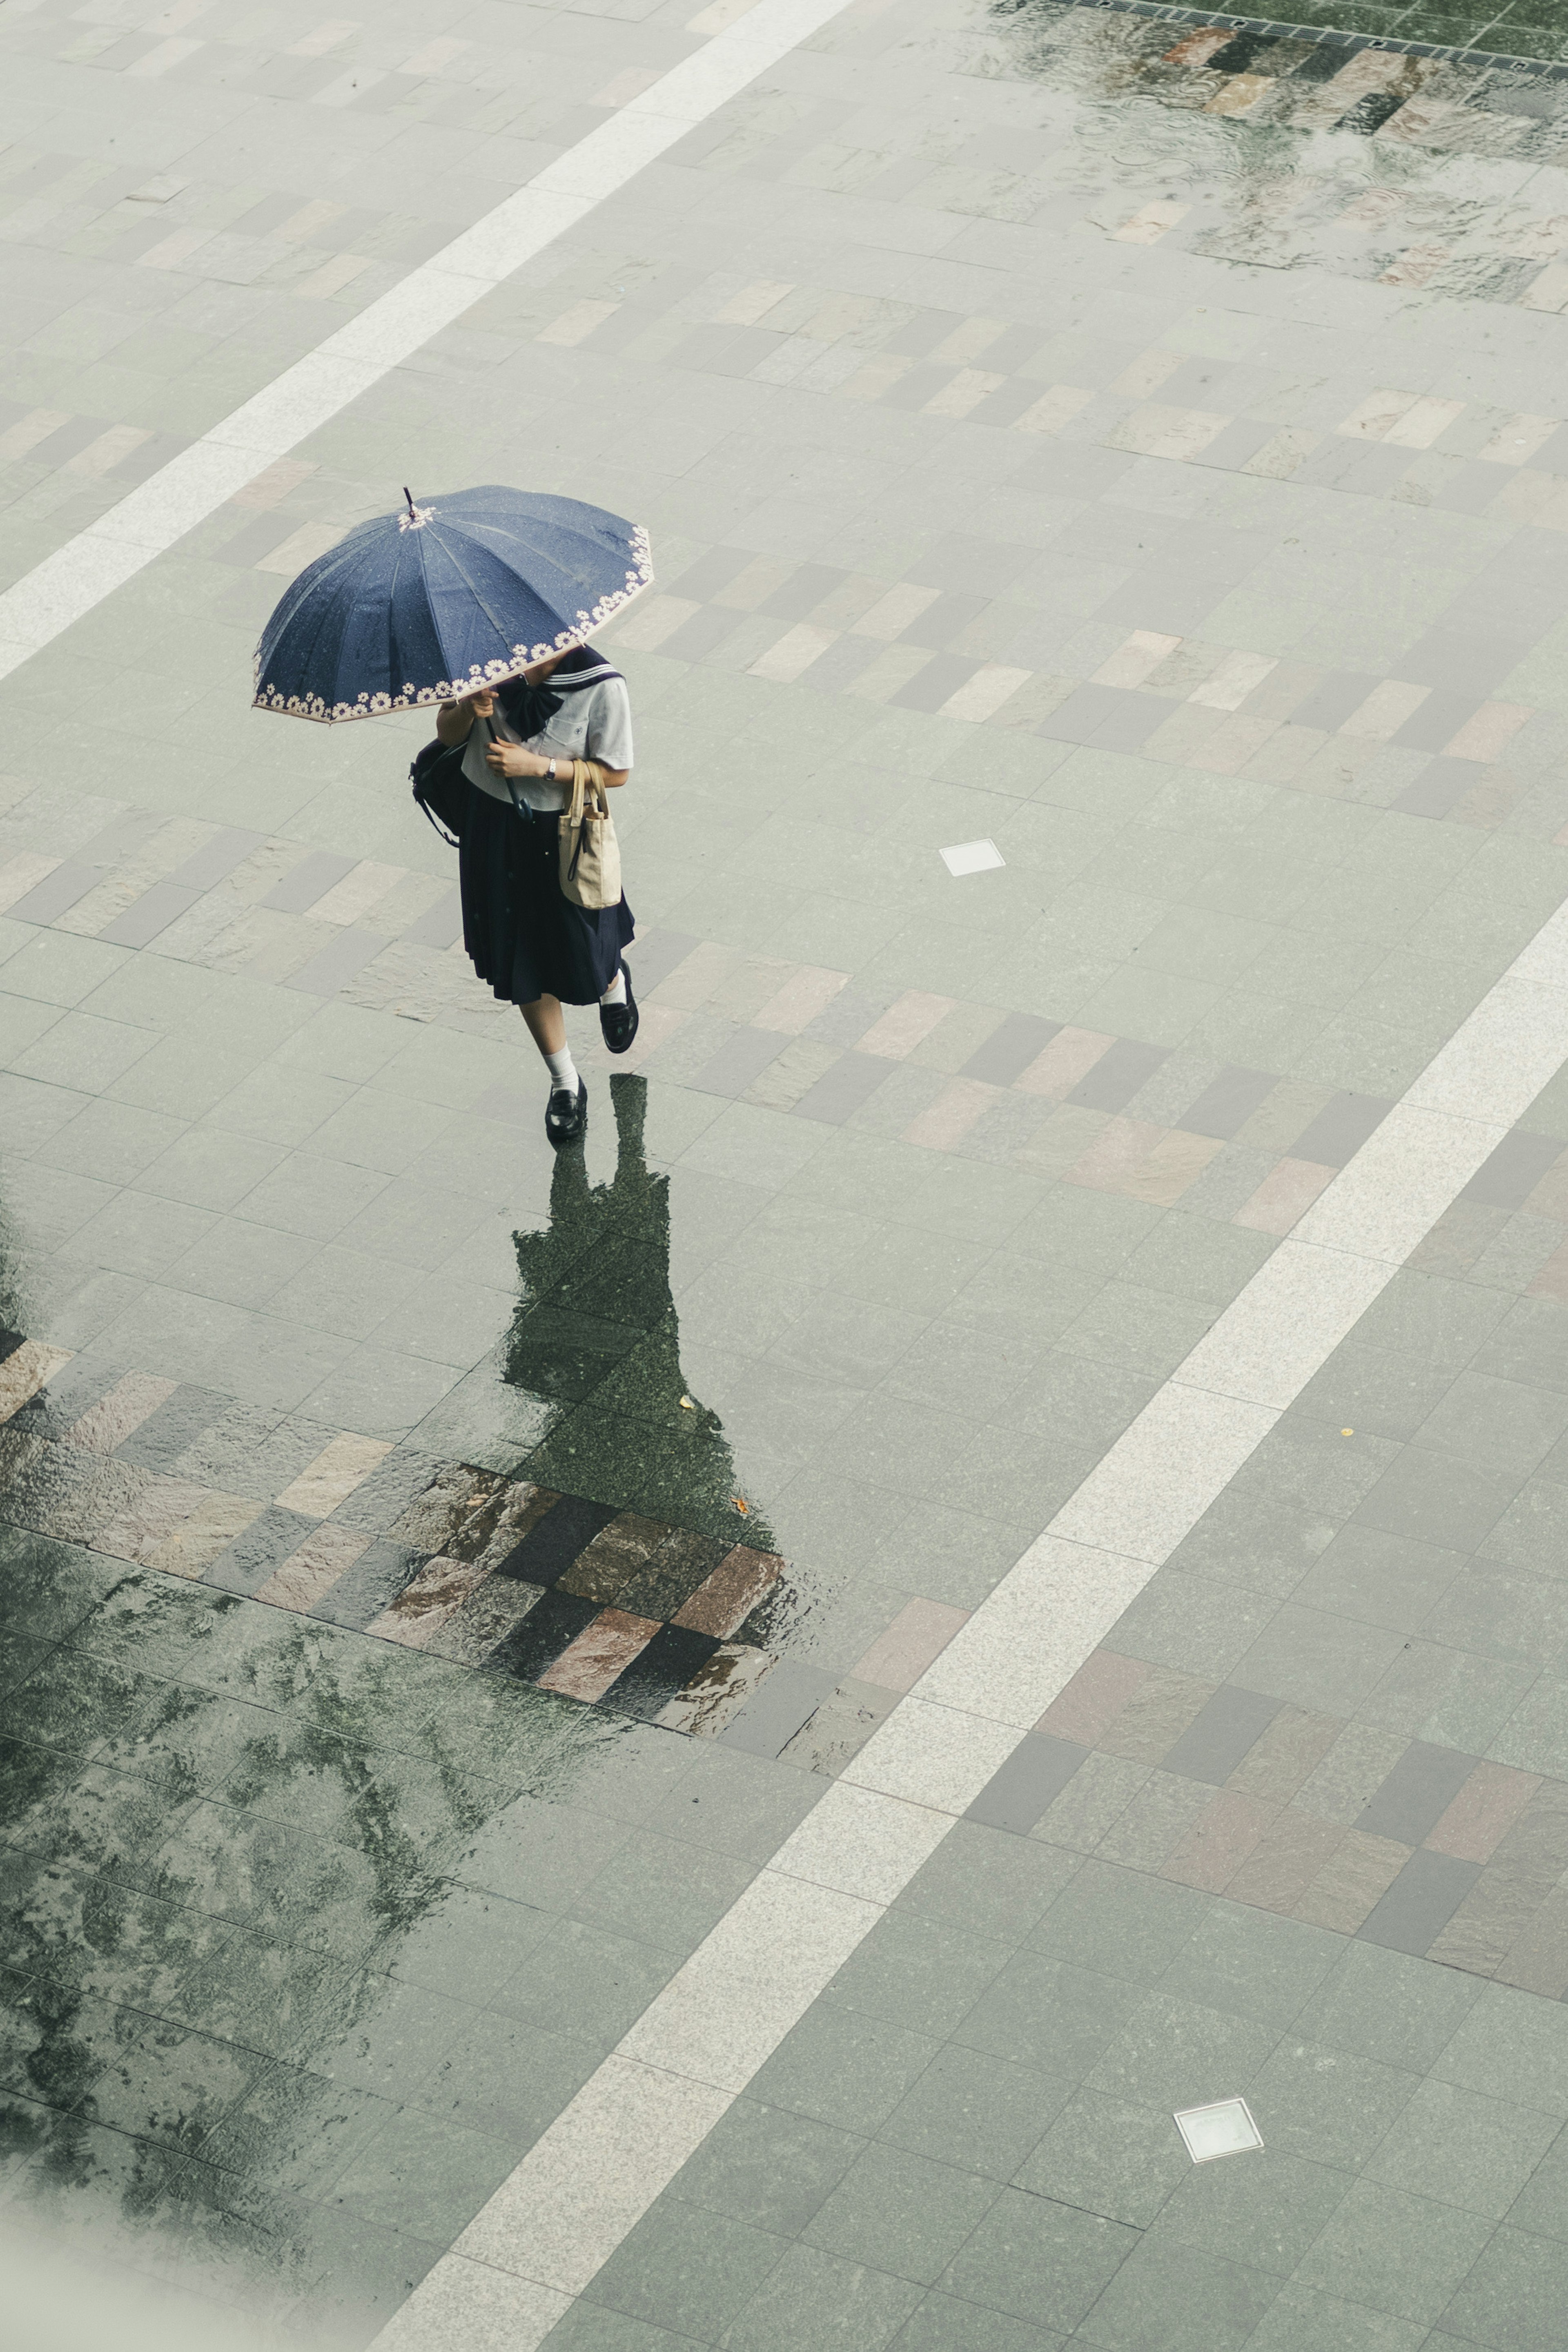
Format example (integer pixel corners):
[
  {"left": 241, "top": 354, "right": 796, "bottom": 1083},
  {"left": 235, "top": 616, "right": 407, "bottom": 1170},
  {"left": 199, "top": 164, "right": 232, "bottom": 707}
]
[{"left": 458, "top": 779, "right": 633, "bottom": 1008}]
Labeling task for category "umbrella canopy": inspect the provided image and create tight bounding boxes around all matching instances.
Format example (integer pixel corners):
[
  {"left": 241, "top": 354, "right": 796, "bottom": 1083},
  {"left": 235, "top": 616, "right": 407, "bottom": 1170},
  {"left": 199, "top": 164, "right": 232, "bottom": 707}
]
[{"left": 252, "top": 486, "right": 653, "bottom": 722}]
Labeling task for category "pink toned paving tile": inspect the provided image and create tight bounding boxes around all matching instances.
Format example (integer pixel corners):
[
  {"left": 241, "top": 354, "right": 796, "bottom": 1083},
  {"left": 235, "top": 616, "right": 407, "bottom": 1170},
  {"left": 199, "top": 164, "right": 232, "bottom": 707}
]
[
  {"left": 901, "top": 1078, "right": 999, "bottom": 1151},
  {"left": 1036, "top": 1649, "right": 1153, "bottom": 1747},
  {"left": 0, "top": 1341, "right": 72, "bottom": 1421},
  {"left": 850, "top": 1597, "right": 969, "bottom": 1694},
  {"left": 1015, "top": 1028, "right": 1115, "bottom": 1100},
  {"left": 1426, "top": 1762, "right": 1543, "bottom": 1864},
  {"left": 1161, "top": 1789, "right": 1280, "bottom": 1893},
  {"left": 1097, "top": 1665, "right": 1215, "bottom": 1767},
  {"left": 1293, "top": 1828, "right": 1411, "bottom": 1933},
  {"left": 274, "top": 1432, "right": 392, "bottom": 1519},
  {"left": 1225, "top": 1808, "right": 1346, "bottom": 1914},
  {"left": 1225, "top": 1708, "right": 1344, "bottom": 1808},
  {"left": 1063, "top": 1117, "right": 1167, "bottom": 1194},
  {"left": 754, "top": 965, "right": 849, "bottom": 1034},
  {"left": 858, "top": 991, "right": 956, "bottom": 1060},
  {"left": 674, "top": 1546, "right": 783, "bottom": 1639},
  {"left": 365, "top": 1554, "right": 496, "bottom": 1647},
  {"left": 537, "top": 1609, "right": 661, "bottom": 1701},
  {"left": 63, "top": 1373, "right": 178, "bottom": 1455},
  {"left": 254, "top": 1525, "right": 371, "bottom": 1612},
  {"left": 1234, "top": 1156, "right": 1335, "bottom": 1235}
]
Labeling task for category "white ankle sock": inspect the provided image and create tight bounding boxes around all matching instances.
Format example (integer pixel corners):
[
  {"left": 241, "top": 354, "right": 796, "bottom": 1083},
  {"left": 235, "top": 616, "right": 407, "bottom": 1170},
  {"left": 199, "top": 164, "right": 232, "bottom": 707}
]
[
  {"left": 600, "top": 969, "right": 627, "bottom": 1007},
  {"left": 544, "top": 1046, "right": 578, "bottom": 1094}
]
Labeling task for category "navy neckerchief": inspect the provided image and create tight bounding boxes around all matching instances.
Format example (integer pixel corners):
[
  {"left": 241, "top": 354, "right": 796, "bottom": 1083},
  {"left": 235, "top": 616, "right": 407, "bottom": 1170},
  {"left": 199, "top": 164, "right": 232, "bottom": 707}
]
[{"left": 495, "top": 642, "right": 621, "bottom": 740}]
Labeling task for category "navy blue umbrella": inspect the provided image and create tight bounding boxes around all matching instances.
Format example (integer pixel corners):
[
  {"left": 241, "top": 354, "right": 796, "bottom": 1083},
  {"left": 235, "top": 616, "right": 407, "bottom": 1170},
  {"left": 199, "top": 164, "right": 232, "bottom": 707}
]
[{"left": 252, "top": 486, "right": 653, "bottom": 722}]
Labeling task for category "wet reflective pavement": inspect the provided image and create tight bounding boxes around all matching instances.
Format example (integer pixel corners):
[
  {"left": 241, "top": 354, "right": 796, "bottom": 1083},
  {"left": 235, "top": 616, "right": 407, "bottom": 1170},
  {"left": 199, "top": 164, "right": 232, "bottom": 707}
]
[{"left": 9, "top": 0, "right": 1568, "bottom": 2342}]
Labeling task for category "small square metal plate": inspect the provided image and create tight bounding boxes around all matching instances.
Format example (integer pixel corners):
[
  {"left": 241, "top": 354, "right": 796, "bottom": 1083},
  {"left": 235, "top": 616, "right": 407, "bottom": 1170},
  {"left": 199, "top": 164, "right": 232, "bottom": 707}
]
[
  {"left": 1174, "top": 2097, "right": 1264, "bottom": 2163},
  {"left": 940, "top": 838, "right": 1005, "bottom": 876}
]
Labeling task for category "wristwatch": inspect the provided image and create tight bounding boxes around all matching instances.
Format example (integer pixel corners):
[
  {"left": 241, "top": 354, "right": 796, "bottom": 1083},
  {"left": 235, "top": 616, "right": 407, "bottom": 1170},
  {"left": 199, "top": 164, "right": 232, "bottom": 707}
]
[{"left": 546, "top": 759, "right": 558, "bottom": 781}]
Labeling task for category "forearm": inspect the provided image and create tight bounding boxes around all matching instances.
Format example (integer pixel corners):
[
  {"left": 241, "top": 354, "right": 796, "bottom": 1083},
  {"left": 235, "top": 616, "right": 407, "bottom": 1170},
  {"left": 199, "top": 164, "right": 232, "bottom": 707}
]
[{"left": 436, "top": 702, "right": 474, "bottom": 747}]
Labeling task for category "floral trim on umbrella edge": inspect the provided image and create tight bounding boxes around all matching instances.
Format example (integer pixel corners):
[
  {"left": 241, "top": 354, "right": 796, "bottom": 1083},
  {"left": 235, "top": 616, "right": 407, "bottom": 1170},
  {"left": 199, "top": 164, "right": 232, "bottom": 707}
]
[{"left": 251, "top": 526, "right": 655, "bottom": 723}]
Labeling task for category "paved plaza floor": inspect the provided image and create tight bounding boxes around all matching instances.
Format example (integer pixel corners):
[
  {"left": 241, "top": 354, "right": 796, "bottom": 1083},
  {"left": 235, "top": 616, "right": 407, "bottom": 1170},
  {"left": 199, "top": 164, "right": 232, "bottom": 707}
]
[{"left": 7, "top": 0, "right": 1568, "bottom": 2344}]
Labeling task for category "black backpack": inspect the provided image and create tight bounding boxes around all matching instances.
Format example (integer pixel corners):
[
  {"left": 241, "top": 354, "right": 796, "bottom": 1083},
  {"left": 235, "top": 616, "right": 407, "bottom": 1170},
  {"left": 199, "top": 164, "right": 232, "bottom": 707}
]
[{"left": 410, "top": 737, "right": 467, "bottom": 846}]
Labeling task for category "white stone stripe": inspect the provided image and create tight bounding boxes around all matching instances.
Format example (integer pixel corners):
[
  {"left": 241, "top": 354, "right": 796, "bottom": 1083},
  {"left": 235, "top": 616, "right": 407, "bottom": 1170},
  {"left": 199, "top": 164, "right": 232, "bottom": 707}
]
[
  {"left": 0, "top": 0, "right": 861, "bottom": 683},
  {"left": 371, "top": 903, "right": 1568, "bottom": 2350}
]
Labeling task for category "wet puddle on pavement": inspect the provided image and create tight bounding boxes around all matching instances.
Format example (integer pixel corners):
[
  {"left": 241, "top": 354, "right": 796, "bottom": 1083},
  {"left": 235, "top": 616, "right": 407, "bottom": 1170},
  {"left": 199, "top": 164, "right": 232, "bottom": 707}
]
[
  {"left": 0, "top": 1079, "right": 800, "bottom": 1743},
  {"left": 980, "top": 0, "right": 1568, "bottom": 305}
]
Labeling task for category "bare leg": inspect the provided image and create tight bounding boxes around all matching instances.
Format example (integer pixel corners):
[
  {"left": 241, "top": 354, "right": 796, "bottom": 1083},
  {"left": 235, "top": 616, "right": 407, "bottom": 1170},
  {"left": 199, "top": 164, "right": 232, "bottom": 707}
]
[{"left": 519, "top": 995, "right": 566, "bottom": 1059}]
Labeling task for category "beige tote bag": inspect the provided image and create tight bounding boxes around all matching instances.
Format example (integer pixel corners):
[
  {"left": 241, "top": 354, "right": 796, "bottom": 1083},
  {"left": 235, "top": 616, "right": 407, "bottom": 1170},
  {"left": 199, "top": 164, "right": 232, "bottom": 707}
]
[{"left": 557, "top": 759, "right": 622, "bottom": 910}]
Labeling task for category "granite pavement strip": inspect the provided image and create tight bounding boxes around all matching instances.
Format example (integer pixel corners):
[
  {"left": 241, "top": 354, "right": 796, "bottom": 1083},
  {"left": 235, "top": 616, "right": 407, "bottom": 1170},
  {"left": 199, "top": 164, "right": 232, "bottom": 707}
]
[{"left": 7, "top": 0, "right": 1568, "bottom": 2344}]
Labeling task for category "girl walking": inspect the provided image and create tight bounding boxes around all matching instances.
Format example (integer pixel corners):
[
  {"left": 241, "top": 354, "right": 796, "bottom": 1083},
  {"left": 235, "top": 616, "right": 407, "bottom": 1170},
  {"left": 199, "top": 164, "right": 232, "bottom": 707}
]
[{"left": 437, "top": 642, "right": 639, "bottom": 1144}]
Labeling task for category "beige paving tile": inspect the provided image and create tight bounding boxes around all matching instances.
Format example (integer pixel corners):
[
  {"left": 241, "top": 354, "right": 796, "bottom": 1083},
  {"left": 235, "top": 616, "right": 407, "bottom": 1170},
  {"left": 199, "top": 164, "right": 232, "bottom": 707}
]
[
  {"left": 1491, "top": 1882, "right": 1568, "bottom": 1996},
  {"left": 0, "top": 1340, "right": 74, "bottom": 1420},
  {"left": 95, "top": 1475, "right": 215, "bottom": 1566},
  {"left": 1225, "top": 1808, "right": 1346, "bottom": 1914},
  {"left": 1015, "top": 1028, "right": 1114, "bottom": 1100},
  {"left": 1098, "top": 1665, "right": 1214, "bottom": 1767},
  {"left": 148, "top": 1490, "right": 263, "bottom": 1578},
  {"left": 1125, "top": 1130, "right": 1222, "bottom": 1207},
  {"left": 1427, "top": 1762, "right": 1543, "bottom": 1864},
  {"left": 859, "top": 991, "right": 955, "bottom": 1060},
  {"left": 1064, "top": 1117, "right": 1167, "bottom": 1195},
  {"left": 1162, "top": 1788, "right": 1280, "bottom": 1891},
  {"left": 1226, "top": 1708, "right": 1343, "bottom": 1808},
  {"left": 275, "top": 1431, "right": 393, "bottom": 1518},
  {"left": 1294, "top": 1828, "right": 1411, "bottom": 1933},
  {"left": 254, "top": 1525, "right": 371, "bottom": 1612},
  {"left": 1234, "top": 1157, "right": 1335, "bottom": 1235},
  {"left": 902, "top": 1077, "right": 999, "bottom": 1151},
  {"left": 62, "top": 1372, "right": 178, "bottom": 1455},
  {"left": 1096, "top": 1768, "right": 1214, "bottom": 1868}
]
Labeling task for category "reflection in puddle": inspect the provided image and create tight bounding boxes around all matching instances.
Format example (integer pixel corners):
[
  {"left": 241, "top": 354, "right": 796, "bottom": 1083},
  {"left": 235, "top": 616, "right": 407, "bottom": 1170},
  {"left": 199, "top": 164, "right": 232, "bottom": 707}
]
[
  {"left": 503, "top": 1073, "right": 778, "bottom": 1558},
  {"left": 982, "top": 2, "right": 1568, "bottom": 307}
]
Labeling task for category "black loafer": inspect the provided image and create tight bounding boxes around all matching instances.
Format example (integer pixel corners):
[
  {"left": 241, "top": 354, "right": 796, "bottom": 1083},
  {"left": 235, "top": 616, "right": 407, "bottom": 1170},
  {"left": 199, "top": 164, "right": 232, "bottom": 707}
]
[
  {"left": 599, "top": 969, "right": 639, "bottom": 1055},
  {"left": 546, "top": 1077, "right": 587, "bottom": 1145}
]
